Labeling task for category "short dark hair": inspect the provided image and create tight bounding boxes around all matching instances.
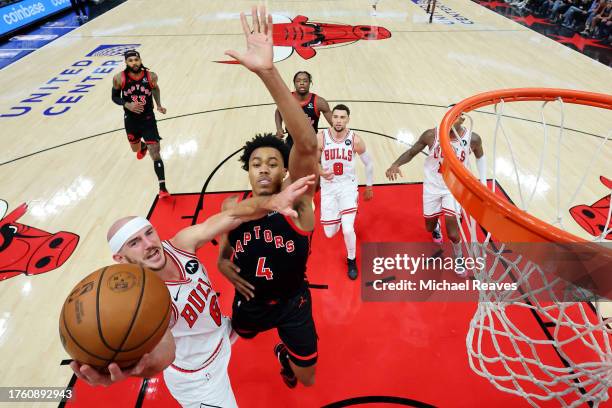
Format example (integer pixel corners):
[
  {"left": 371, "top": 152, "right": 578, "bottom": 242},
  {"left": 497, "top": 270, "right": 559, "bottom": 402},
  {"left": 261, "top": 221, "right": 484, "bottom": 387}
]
[
  {"left": 293, "top": 71, "right": 312, "bottom": 82},
  {"left": 239, "top": 133, "right": 290, "bottom": 171},
  {"left": 332, "top": 104, "right": 350, "bottom": 116}
]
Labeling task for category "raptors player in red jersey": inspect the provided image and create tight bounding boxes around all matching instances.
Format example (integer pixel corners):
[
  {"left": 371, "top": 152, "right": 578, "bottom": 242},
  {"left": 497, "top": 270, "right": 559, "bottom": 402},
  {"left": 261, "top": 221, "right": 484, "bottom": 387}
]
[
  {"left": 111, "top": 50, "right": 170, "bottom": 198},
  {"left": 318, "top": 104, "right": 374, "bottom": 280},
  {"left": 274, "top": 71, "right": 333, "bottom": 150},
  {"left": 385, "top": 115, "right": 487, "bottom": 277},
  {"left": 69, "top": 176, "right": 314, "bottom": 407},
  {"left": 217, "top": 7, "right": 321, "bottom": 389}
]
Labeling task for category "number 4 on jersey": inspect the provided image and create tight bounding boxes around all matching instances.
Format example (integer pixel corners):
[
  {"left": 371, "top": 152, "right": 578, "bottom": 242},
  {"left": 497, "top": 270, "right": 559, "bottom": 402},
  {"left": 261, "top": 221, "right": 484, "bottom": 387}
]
[{"left": 256, "top": 257, "right": 273, "bottom": 280}]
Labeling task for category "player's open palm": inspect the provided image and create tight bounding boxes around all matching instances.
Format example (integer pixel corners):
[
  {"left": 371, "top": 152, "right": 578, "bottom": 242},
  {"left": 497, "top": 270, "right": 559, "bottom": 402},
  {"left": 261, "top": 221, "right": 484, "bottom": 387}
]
[
  {"left": 225, "top": 6, "right": 273, "bottom": 73},
  {"left": 271, "top": 174, "right": 316, "bottom": 218}
]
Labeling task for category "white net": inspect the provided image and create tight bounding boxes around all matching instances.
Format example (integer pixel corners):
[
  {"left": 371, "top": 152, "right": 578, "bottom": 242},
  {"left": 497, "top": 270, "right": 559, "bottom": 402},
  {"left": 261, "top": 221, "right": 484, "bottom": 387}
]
[{"left": 448, "top": 94, "right": 612, "bottom": 407}]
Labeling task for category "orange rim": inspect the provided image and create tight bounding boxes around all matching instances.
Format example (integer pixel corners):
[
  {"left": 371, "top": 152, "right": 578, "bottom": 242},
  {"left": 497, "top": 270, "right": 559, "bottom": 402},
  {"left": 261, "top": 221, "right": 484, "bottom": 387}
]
[{"left": 439, "top": 88, "right": 612, "bottom": 243}]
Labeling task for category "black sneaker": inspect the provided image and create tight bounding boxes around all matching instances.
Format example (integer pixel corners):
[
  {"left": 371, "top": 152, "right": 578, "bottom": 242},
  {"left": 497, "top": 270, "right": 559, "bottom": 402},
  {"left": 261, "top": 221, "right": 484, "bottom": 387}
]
[
  {"left": 347, "top": 258, "right": 358, "bottom": 280},
  {"left": 432, "top": 221, "right": 443, "bottom": 244},
  {"left": 274, "top": 343, "right": 297, "bottom": 388}
]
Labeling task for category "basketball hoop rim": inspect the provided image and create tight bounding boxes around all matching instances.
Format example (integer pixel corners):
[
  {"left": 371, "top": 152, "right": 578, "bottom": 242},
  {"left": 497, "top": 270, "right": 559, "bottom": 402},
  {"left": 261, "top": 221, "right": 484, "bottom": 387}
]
[{"left": 439, "top": 88, "right": 612, "bottom": 243}]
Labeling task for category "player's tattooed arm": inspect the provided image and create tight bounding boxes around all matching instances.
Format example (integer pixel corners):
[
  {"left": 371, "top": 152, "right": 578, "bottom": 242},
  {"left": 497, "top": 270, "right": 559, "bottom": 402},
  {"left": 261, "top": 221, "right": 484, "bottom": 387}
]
[
  {"left": 385, "top": 128, "right": 433, "bottom": 181},
  {"left": 149, "top": 72, "right": 166, "bottom": 114},
  {"left": 318, "top": 96, "right": 333, "bottom": 127},
  {"left": 111, "top": 74, "right": 124, "bottom": 106}
]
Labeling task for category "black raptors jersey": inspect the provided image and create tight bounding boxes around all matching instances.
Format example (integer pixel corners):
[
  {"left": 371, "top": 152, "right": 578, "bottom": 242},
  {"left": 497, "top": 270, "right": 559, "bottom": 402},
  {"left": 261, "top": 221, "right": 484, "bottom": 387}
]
[
  {"left": 292, "top": 92, "right": 320, "bottom": 131},
  {"left": 121, "top": 70, "right": 155, "bottom": 117},
  {"left": 228, "top": 212, "right": 310, "bottom": 301}
]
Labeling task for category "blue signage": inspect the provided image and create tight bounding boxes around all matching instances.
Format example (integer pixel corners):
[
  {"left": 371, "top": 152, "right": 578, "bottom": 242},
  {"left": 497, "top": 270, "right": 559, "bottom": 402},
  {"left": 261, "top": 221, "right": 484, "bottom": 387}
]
[
  {"left": 0, "top": 44, "right": 141, "bottom": 118},
  {"left": 1, "top": 0, "right": 72, "bottom": 37}
]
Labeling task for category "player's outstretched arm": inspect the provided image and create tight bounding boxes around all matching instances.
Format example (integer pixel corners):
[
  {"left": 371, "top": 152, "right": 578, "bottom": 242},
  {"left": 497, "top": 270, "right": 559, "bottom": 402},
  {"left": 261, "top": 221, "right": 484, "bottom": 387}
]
[
  {"left": 171, "top": 175, "right": 315, "bottom": 252},
  {"left": 225, "top": 6, "right": 318, "bottom": 190},
  {"left": 385, "top": 128, "right": 433, "bottom": 181},
  {"left": 70, "top": 327, "right": 175, "bottom": 385}
]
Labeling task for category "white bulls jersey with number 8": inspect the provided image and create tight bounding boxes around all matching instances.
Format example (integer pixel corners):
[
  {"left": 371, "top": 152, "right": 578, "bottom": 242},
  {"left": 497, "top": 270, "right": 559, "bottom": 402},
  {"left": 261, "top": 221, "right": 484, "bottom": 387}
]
[
  {"left": 162, "top": 240, "right": 230, "bottom": 371},
  {"left": 424, "top": 126, "right": 472, "bottom": 195},
  {"left": 320, "top": 128, "right": 356, "bottom": 186}
]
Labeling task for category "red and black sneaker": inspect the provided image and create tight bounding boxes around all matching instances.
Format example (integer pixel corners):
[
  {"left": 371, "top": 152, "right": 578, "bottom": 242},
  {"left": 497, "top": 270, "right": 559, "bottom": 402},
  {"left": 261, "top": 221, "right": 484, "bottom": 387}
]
[
  {"left": 274, "top": 343, "right": 297, "bottom": 389},
  {"left": 136, "top": 144, "right": 148, "bottom": 160},
  {"left": 158, "top": 189, "right": 171, "bottom": 199}
]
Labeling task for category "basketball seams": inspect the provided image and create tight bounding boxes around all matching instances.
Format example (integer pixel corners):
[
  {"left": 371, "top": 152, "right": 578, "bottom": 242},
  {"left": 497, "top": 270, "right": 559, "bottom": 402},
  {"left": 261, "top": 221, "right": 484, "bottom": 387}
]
[
  {"left": 118, "top": 293, "right": 171, "bottom": 352},
  {"left": 107, "top": 265, "right": 147, "bottom": 365},
  {"left": 61, "top": 294, "right": 111, "bottom": 363},
  {"left": 61, "top": 265, "right": 172, "bottom": 368},
  {"left": 96, "top": 266, "right": 120, "bottom": 354}
]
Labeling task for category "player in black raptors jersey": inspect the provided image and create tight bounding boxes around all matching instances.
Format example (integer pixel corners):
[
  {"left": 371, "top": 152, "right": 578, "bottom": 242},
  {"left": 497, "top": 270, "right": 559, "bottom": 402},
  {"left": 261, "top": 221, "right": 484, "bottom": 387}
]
[
  {"left": 218, "top": 7, "right": 321, "bottom": 389},
  {"left": 274, "top": 71, "right": 333, "bottom": 150},
  {"left": 111, "top": 50, "right": 170, "bottom": 198}
]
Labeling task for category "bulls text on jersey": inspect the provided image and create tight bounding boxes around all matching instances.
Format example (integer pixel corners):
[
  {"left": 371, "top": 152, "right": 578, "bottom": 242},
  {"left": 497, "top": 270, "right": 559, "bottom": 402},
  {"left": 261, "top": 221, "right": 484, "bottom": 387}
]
[{"left": 179, "top": 277, "right": 222, "bottom": 328}]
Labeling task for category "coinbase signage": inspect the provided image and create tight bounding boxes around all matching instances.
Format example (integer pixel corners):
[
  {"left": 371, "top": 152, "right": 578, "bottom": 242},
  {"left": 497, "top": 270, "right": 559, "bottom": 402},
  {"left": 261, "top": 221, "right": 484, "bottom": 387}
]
[{"left": 0, "top": 0, "right": 71, "bottom": 36}]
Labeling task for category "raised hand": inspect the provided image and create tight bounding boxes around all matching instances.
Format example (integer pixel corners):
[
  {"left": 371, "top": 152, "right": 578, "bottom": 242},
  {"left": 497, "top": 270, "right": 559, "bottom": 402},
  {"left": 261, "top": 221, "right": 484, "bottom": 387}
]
[
  {"left": 224, "top": 6, "right": 274, "bottom": 73},
  {"left": 269, "top": 174, "right": 316, "bottom": 218}
]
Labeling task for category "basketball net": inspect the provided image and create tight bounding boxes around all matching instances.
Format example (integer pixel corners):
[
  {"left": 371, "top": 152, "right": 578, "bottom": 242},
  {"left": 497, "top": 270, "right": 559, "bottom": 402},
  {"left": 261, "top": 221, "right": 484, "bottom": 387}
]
[{"left": 440, "top": 89, "right": 612, "bottom": 407}]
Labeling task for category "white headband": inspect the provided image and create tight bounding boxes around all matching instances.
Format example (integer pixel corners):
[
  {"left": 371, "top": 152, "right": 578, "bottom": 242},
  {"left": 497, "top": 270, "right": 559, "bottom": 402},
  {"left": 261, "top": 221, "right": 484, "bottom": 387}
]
[{"left": 108, "top": 217, "right": 152, "bottom": 254}]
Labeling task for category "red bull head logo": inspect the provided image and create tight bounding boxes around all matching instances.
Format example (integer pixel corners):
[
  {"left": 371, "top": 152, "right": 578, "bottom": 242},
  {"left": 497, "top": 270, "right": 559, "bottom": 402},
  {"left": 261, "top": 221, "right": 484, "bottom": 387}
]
[
  {"left": 218, "top": 15, "right": 391, "bottom": 63},
  {"left": 0, "top": 200, "right": 79, "bottom": 281},
  {"left": 569, "top": 176, "right": 612, "bottom": 240}
]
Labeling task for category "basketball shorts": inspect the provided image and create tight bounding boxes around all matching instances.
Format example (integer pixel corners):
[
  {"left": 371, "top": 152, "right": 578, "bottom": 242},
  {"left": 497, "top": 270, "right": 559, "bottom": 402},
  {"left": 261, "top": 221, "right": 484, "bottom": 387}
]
[
  {"left": 231, "top": 283, "right": 318, "bottom": 367},
  {"left": 124, "top": 114, "right": 161, "bottom": 145},
  {"left": 320, "top": 182, "right": 358, "bottom": 226},
  {"left": 423, "top": 188, "right": 461, "bottom": 218},
  {"left": 163, "top": 320, "right": 237, "bottom": 408}
]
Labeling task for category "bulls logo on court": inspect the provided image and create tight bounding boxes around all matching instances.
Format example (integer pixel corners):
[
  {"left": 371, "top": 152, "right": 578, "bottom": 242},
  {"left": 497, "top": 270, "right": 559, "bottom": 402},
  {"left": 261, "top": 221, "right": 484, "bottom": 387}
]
[
  {"left": 217, "top": 15, "right": 391, "bottom": 63},
  {"left": 185, "top": 259, "right": 199, "bottom": 275},
  {"left": 0, "top": 200, "right": 79, "bottom": 282},
  {"left": 569, "top": 176, "right": 612, "bottom": 240}
]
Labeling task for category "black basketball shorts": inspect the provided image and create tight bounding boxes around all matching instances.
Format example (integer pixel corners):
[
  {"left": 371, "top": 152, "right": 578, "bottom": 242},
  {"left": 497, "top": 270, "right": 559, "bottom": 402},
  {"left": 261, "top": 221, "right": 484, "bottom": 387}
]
[
  {"left": 124, "top": 114, "right": 161, "bottom": 144},
  {"left": 231, "top": 283, "right": 318, "bottom": 367}
]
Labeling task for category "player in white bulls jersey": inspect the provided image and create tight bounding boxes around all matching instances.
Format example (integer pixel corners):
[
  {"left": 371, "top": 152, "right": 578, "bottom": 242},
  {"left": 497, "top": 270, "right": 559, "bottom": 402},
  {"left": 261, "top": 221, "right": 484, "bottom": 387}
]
[
  {"left": 69, "top": 176, "right": 314, "bottom": 407},
  {"left": 385, "top": 115, "right": 487, "bottom": 277},
  {"left": 318, "top": 104, "right": 374, "bottom": 280}
]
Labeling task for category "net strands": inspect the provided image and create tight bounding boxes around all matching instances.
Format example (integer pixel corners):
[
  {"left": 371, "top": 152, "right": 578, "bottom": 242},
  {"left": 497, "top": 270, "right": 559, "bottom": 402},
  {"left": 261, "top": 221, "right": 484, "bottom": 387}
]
[{"left": 439, "top": 89, "right": 612, "bottom": 407}]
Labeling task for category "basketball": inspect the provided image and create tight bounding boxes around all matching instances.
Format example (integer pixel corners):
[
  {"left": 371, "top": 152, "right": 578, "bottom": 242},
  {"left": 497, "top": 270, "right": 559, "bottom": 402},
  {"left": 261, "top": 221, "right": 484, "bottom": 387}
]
[{"left": 59, "top": 264, "right": 171, "bottom": 369}]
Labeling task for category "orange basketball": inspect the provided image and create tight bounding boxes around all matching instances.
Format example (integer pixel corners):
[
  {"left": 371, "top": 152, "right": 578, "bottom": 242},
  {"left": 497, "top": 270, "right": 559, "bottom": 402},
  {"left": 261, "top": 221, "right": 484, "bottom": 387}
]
[{"left": 59, "top": 264, "right": 171, "bottom": 369}]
